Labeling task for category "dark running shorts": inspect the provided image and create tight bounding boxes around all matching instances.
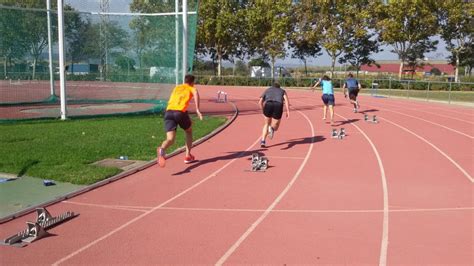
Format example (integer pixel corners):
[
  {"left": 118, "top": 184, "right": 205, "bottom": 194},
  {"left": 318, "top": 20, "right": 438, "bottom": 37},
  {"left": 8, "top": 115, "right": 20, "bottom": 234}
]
[
  {"left": 263, "top": 101, "right": 284, "bottom": 119},
  {"left": 164, "top": 110, "right": 192, "bottom": 132},
  {"left": 321, "top": 94, "right": 335, "bottom": 105},
  {"left": 348, "top": 88, "right": 359, "bottom": 100}
]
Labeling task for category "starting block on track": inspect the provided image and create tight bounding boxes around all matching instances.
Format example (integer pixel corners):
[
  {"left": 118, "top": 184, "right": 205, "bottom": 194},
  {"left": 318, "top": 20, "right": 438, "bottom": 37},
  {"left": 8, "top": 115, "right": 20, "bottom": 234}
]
[
  {"left": 331, "top": 128, "right": 346, "bottom": 139},
  {"left": 216, "top": 90, "right": 228, "bottom": 103},
  {"left": 251, "top": 153, "right": 269, "bottom": 172},
  {"left": 1, "top": 207, "right": 78, "bottom": 247},
  {"left": 364, "top": 114, "right": 379, "bottom": 123}
]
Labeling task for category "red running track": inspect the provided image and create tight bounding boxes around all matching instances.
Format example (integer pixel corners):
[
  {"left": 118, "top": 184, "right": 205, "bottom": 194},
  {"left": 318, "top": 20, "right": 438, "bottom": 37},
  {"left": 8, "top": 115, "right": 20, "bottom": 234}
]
[{"left": 1, "top": 85, "right": 472, "bottom": 265}]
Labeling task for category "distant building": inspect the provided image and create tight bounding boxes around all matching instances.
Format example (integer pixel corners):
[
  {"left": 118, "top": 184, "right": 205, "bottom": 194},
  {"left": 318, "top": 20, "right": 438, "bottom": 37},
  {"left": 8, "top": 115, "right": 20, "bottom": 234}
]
[{"left": 361, "top": 60, "right": 455, "bottom": 75}]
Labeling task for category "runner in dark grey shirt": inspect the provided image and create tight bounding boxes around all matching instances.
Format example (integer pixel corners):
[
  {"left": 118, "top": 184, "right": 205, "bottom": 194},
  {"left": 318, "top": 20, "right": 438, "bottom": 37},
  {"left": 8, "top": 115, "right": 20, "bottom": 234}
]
[{"left": 258, "top": 82, "right": 290, "bottom": 148}]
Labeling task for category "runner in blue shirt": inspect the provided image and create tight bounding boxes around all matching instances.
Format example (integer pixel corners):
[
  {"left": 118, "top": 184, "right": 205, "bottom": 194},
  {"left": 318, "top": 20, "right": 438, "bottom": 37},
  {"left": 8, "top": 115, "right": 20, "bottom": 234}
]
[
  {"left": 312, "top": 75, "right": 335, "bottom": 125},
  {"left": 342, "top": 73, "right": 362, "bottom": 113}
]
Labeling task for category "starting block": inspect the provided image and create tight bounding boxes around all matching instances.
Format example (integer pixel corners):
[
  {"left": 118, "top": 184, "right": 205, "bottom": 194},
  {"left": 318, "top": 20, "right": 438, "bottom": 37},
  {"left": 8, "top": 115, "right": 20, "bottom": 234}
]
[
  {"left": 216, "top": 90, "right": 228, "bottom": 103},
  {"left": 331, "top": 128, "right": 346, "bottom": 139},
  {"left": 364, "top": 114, "right": 379, "bottom": 123},
  {"left": 251, "top": 153, "right": 269, "bottom": 172},
  {"left": 1, "top": 207, "right": 78, "bottom": 247}
]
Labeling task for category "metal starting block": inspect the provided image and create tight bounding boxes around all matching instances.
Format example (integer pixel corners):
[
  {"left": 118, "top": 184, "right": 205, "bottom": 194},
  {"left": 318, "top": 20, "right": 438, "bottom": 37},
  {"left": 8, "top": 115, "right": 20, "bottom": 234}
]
[
  {"left": 331, "top": 128, "right": 346, "bottom": 139},
  {"left": 251, "top": 153, "right": 269, "bottom": 172},
  {"left": 216, "top": 90, "right": 228, "bottom": 103},
  {"left": 364, "top": 114, "right": 379, "bottom": 123},
  {"left": 1, "top": 207, "right": 77, "bottom": 247}
]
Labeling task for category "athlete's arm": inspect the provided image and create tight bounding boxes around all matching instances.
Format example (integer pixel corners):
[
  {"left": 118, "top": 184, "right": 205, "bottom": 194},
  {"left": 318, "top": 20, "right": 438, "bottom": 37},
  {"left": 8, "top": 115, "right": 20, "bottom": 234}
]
[
  {"left": 283, "top": 93, "right": 290, "bottom": 118},
  {"left": 342, "top": 82, "right": 347, "bottom": 98},
  {"left": 258, "top": 97, "right": 264, "bottom": 110},
  {"left": 312, "top": 80, "right": 320, "bottom": 92},
  {"left": 192, "top": 89, "right": 203, "bottom": 120}
]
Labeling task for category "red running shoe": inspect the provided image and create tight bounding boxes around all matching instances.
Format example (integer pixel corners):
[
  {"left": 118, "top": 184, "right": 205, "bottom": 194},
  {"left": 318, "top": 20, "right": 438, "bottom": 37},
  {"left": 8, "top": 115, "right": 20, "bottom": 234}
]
[
  {"left": 157, "top": 147, "right": 166, "bottom": 168},
  {"left": 184, "top": 154, "right": 195, "bottom": 164}
]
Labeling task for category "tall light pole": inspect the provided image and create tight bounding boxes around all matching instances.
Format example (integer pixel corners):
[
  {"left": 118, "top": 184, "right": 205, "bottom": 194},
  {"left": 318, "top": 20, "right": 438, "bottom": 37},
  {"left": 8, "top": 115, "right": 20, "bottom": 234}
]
[{"left": 100, "top": 0, "right": 110, "bottom": 81}]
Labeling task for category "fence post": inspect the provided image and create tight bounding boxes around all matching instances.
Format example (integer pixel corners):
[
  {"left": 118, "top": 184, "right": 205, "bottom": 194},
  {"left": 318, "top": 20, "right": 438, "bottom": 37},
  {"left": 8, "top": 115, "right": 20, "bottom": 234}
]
[
  {"left": 426, "top": 81, "right": 430, "bottom": 101},
  {"left": 448, "top": 82, "right": 452, "bottom": 104},
  {"left": 407, "top": 80, "right": 410, "bottom": 99},
  {"left": 388, "top": 77, "right": 391, "bottom": 98}
]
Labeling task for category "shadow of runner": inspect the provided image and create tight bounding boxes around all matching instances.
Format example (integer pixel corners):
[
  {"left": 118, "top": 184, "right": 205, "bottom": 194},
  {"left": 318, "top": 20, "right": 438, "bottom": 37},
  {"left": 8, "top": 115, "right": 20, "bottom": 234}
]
[
  {"left": 334, "top": 118, "right": 359, "bottom": 126},
  {"left": 172, "top": 149, "right": 267, "bottom": 176},
  {"left": 173, "top": 135, "right": 325, "bottom": 175},
  {"left": 268, "top": 135, "right": 325, "bottom": 150}
]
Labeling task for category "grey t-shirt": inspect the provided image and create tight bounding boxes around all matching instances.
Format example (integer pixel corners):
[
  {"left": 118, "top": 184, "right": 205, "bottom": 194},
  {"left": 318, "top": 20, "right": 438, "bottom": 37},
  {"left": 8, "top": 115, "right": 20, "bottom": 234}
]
[{"left": 261, "top": 87, "right": 286, "bottom": 103}]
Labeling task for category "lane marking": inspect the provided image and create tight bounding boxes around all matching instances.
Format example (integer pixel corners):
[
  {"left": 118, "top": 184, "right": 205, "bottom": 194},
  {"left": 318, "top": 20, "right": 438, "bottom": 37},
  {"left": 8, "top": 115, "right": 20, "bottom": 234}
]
[
  {"left": 159, "top": 206, "right": 474, "bottom": 213},
  {"left": 216, "top": 110, "right": 315, "bottom": 265},
  {"left": 375, "top": 101, "right": 474, "bottom": 125},
  {"left": 378, "top": 116, "right": 473, "bottom": 183},
  {"left": 334, "top": 112, "right": 390, "bottom": 266},
  {"left": 62, "top": 200, "right": 151, "bottom": 212},
  {"left": 341, "top": 104, "right": 472, "bottom": 183},
  {"left": 53, "top": 138, "right": 263, "bottom": 265},
  {"left": 266, "top": 155, "right": 305, "bottom": 160},
  {"left": 364, "top": 103, "right": 473, "bottom": 138}
]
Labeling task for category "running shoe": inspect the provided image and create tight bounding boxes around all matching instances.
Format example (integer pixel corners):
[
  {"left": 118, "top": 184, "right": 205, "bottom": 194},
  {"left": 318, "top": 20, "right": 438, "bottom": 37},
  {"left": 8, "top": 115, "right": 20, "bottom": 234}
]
[
  {"left": 157, "top": 147, "right": 166, "bottom": 168},
  {"left": 184, "top": 154, "right": 196, "bottom": 164},
  {"left": 260, "top": 140, "right": 266, "bottom": 148},
  {"left": 268, "top": 126, "right": 274, "bottom": 139}
]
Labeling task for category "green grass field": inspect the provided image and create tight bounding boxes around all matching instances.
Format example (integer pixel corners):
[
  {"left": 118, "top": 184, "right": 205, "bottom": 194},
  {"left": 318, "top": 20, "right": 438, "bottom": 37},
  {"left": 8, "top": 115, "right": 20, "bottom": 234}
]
[{"left": 0, "top": 115, "right": 226, "bottom": 185}]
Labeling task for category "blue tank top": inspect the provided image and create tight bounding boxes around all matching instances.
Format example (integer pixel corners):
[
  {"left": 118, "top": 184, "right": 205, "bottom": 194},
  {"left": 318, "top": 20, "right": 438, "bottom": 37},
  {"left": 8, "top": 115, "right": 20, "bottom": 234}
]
[
  {"left": 321, "top": 80, "right": 334, "bottom": 95},
  {"left": 345, "top": 78, "right": 359, "bottom": 88}
]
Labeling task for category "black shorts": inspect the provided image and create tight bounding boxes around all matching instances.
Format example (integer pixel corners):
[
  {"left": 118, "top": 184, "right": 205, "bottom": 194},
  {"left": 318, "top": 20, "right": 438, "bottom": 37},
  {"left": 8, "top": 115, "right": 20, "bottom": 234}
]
[
  {"left": 348, "top": 88, "right": 359, "bottom": 100},
  {"left": 164, "top": 110, "right": 192, "bottom": 132},
  {"left": 263, "top": 101, "right": 284, "bottom": 119},
  {"left": 321, "top": 94, "right": 335, "bottom": 105}
]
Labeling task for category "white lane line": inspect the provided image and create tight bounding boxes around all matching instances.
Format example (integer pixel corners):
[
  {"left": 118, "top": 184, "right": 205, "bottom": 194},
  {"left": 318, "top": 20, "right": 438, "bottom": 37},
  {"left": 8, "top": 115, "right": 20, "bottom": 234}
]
[
  {"left": 375, "top": 101, "right": 474, "bottom": 125},
  {"left": 364, "top": 103, "right": 473, "bottom": 138},
  {"left": 53, "top": 137, "right": 263, "bottom": 266},
  {"left": 266, "top": 155, "right": 305, "bottom": 160},
  {"left": 215, "top": 111, "right": 315, "bottom": 265},
  {"left": 379, "top": 116, "right": 473, "bottom": 183},
  {"left": 158, "top": 206, "right": 474, "bottom": 213},
  {"left": 335, "top": 112, "right": 389, "bottom": 266},
  {"left": 62, "top": 200, "right": 152, "bottom": 212}
]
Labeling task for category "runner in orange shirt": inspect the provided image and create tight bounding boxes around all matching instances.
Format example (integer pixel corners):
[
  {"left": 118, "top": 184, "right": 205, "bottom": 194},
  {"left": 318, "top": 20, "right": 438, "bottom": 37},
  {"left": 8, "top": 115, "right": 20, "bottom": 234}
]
[{"left": 157, "top": 74, "right": 203, "bottom": 167}]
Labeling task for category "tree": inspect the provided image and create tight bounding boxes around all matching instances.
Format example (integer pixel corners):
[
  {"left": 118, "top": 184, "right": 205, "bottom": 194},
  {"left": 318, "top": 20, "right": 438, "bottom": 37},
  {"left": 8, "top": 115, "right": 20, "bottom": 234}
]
[
  {"left": 374, "top": 0, "right": 439, "bottom": 79},
  {"left": 310, "top": 0, "right": 355, "bottom": 78},
  {"left": 439, "top": 0, "right": 473, "bottom": 82},
  {"left": 244, "top": 0, "right": 292, "bottom": 79},
  {"left": 288, "top": 2, "right": 322, "bottom": 76},
  {"left": 338, "top": 1, "right": 381, "bottom": 77},
  {"left": 130, "top": 0, "right": 199, "bottom": 74},
  {"left": 196, "top": 0, "right": 245, "bottom": 77},
  {"left": 0, "top": 8, "right": 28, "bottom": 77}
]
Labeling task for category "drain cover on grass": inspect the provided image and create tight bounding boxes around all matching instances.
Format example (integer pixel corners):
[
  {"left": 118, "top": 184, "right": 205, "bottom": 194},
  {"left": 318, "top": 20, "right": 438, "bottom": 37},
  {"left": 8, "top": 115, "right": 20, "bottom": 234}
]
[{"left": 92, "top": 159, "right": 149, "bottom": 171}]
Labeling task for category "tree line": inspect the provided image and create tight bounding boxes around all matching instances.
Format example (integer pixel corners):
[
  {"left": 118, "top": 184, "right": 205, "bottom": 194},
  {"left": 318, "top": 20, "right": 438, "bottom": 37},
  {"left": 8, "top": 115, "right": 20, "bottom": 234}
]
[
  {"left": 1, "top": 1, "right": 472, "bottom": 83},
  {"left": 196, "top": 0, "right": 473, "bottom": 82}
]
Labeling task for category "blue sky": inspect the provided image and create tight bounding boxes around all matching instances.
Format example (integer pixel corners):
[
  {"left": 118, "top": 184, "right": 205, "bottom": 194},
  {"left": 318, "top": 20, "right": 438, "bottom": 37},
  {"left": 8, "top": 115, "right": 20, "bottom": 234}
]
[{"left": 67, "top": 0, "right": 450, "bottom": 67}]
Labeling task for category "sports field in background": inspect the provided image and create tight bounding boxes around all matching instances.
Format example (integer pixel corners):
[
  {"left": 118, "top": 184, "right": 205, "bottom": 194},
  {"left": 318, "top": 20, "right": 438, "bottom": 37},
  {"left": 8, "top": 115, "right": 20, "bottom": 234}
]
[{"left": 0, "top": 115, "right": 226, "bottom": 185}]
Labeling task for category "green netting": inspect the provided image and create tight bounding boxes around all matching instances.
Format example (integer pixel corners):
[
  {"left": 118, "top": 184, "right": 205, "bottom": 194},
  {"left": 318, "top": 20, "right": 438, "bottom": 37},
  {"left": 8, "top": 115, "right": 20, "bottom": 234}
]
[{"left": 0, "top": 1, "right": 198, "bottom": 120}]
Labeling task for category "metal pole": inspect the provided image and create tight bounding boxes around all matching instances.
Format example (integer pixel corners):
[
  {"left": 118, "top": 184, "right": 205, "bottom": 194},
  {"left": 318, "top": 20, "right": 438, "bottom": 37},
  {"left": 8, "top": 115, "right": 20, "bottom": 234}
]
[
  {"left": 448, "top": 82, "right": 452, "bottom": 104},
  {"left": 388, "top": 77, "right": 391, "bottom": 98},
  {"left": 57, "top": 0, "right": 67, "bottom": 120},
  {"left": 407, "top": 80, "right": 410, "bottom": 99},
  {"left": 426, "top": 81, "right": 430, "bottom": 101},
  {"left": 182, "top": 0, "right": 188, "bottom": 82},
  {"left": 175, "top": 0, "right": 179, "bottom": 85},
  {"left": 47, "top": 0, "right": 55, "bottom": 97}
]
